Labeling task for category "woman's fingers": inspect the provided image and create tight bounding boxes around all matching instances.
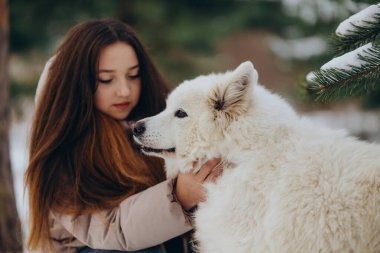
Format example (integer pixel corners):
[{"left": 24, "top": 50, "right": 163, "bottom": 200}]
[
  {"left": 196, "top": 157, "right": 221, "bottom": 181},
  {"left": 205, "top": 167, "right": 224, "bottom": 183},
  {"left": 175, "top": 158, "right": 224, "bottom": 210}
]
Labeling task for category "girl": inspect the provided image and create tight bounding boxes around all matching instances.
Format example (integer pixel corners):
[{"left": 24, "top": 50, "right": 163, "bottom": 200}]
[{"left": 25, "top": 19, "right": 222, "bottom": 253}]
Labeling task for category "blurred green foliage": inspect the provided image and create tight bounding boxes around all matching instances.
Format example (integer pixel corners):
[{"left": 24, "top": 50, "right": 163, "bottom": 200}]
[
  {"left": 9, "top": 0, "right": 378, "bottom": 106},
  {"left": 10, "top": 0, "right": 117, "bottom": 52},
  {"left": 117, "top": 0, "right": 294, "bottom": 84}
]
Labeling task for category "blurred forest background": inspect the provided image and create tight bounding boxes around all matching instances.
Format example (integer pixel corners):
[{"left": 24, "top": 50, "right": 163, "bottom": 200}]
[
  {"left": 9, "top": 0, "right": 378, "bottom": 103},
  {"left": 4, "top": 0, "right": 380, "bottom": 251}
]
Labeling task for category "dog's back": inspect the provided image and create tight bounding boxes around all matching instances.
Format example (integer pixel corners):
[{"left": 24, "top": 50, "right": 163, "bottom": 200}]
[
  {"left": 195, "top": 104, "right": 380, "bottom": 252},
  {"left": 192, "top": 64, "right": 380, "bottom": 253}
]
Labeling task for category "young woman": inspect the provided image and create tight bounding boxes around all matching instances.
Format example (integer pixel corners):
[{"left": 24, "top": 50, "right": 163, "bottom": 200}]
[{"left": 25, "top": 19, "right": 222, "bottom": 253}]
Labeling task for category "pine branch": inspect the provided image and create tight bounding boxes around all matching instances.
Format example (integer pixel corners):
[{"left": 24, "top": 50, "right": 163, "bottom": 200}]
[
  {"left": 307, "top": 45, "right": 380, "bottom": 102},
  {"left": 332, "top": 13, "right": 380, "bottom": 56}
]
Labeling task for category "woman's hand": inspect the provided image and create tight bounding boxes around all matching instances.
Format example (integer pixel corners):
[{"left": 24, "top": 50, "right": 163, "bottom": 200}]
[{"left": 175, "top": 157, "right": 224, "bottom": 211}]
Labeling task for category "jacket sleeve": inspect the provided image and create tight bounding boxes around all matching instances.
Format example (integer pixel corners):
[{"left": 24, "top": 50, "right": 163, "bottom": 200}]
[{"left": 51, "top": 178, "right": 193, "bottom": 251}]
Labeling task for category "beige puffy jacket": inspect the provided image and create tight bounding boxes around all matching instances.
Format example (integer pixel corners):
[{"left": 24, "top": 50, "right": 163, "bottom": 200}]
[{"left": 49, "top": 179, "right": 193, "bottom": 252}]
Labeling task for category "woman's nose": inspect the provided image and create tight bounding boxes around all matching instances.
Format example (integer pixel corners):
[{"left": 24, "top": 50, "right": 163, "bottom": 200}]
[{"left": 116, "top": 82, "right": 131, "bottom": 97}]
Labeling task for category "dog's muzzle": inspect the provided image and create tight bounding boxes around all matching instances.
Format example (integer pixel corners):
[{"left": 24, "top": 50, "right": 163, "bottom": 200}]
[
  {"left": 132, "top": 121, "right": 176, "bottom": 154},
  {"left": 132, "top": 121, "right": 146, "bottom": 137}
]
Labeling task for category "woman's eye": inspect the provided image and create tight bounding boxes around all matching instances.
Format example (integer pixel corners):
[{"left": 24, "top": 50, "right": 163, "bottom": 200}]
[
  {"left": 98, "top": 79, "right": 112, "bottom": 84},
  {"left": 128, "top": 73, "right": 140, "bottom": 80},
  {"left": 174, "top": 109, "right": 188, "bottom": 118}
]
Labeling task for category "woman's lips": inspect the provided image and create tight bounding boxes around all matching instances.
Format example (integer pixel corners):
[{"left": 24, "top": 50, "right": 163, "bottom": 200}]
[{"left": 113, "top": 102, "right": 130, "bottom": 110}]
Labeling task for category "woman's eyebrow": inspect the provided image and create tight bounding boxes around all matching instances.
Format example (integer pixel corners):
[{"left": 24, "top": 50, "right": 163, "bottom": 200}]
[
  {"left": 98, "top": 64, "right": 139, "bottom": 73},
  {"left": 129, "top": 64, "right": 139, "bottom": 70},
  {"left": 98, "top": 69, "right": 114, "bottom": 73}
]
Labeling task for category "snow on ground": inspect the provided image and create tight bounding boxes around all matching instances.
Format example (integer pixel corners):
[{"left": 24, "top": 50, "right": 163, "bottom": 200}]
[
  {"left": 269, "top": 36, "right": 328, "bottom": 61},
  {"left": 10, "top": 98, "right": 33, "bottom": 252},
  {"left": 307, "top": 105, "right": 380, "bottom": 143},
  {"left": 281, "top": 0, "right": 369, "bottom": 25}
]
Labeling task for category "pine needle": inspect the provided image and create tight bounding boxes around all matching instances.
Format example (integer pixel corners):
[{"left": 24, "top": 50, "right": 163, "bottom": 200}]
[{"left": 307, "top": 45, "right": 380, "bottom": 102}]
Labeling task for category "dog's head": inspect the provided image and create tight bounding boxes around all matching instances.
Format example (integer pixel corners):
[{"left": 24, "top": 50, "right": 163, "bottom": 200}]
[{"left": 133, "top": 61, "right": 258, "bottom": 176}]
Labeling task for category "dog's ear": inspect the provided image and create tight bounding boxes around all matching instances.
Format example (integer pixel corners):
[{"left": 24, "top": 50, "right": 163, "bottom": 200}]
[{"left": 210, "top": 61, "right": 258, "bottom": 120}]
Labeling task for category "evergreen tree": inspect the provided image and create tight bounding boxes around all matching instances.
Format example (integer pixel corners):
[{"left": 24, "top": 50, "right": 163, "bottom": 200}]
[{"left": 306, "top": 3, "right": 380, "bottom": 108}]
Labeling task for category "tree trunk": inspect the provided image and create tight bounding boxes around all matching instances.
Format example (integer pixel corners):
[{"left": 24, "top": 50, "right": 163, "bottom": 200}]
[{"left": 0, "top": 0, "right": 23, "bottom": 252}]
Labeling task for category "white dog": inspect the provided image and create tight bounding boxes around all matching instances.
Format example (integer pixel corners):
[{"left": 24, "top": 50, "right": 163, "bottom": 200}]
[{"left": 133, "top": 61, "right": 380, "bottom": 253}]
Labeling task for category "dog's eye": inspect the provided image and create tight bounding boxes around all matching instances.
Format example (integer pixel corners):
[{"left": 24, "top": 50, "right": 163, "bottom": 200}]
[{"left": 174, "top": 109, "right": 188, "bottom": 118}]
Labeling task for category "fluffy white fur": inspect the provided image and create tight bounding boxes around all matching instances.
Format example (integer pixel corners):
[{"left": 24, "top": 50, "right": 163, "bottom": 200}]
[{"left": 133, "top": 61, "right": 380, "bottom": 253}]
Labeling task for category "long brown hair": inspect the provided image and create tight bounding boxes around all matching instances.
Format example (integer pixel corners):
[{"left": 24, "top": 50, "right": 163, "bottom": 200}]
[{"left": 25, "top": 19, "right": 170, "bottom": 251}]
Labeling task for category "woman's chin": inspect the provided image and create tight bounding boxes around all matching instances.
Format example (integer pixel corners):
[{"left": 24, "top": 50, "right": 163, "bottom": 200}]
[{"left": 110, "top": 112, "right": 130, "bottom": 121}]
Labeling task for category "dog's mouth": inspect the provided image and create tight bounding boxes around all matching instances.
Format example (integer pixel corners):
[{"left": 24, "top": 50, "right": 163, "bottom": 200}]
[
  {"left": 140, "top": 145, "right": 175, "bottom": 154},
  {"left": 133, "top": 136, "right": 175, "bottom": 154}
]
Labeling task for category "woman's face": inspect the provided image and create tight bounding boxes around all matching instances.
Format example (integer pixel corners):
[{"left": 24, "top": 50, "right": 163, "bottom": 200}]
[{"left": 95, "top": 42, "right": 141, "bottom": 120}]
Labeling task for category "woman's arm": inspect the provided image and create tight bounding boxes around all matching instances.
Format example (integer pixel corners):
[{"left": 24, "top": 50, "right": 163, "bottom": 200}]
[
  {"left": 52, "top": 178, "right": 192, "bottom": 251},
  {"left": 51, "top": 157, "right": 222, "bottom": 251}
]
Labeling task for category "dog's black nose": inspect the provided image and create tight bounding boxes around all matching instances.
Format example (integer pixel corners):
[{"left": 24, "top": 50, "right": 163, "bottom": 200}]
[{"left": 133, "top": 121, "right": 146, "bottom": 137}]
